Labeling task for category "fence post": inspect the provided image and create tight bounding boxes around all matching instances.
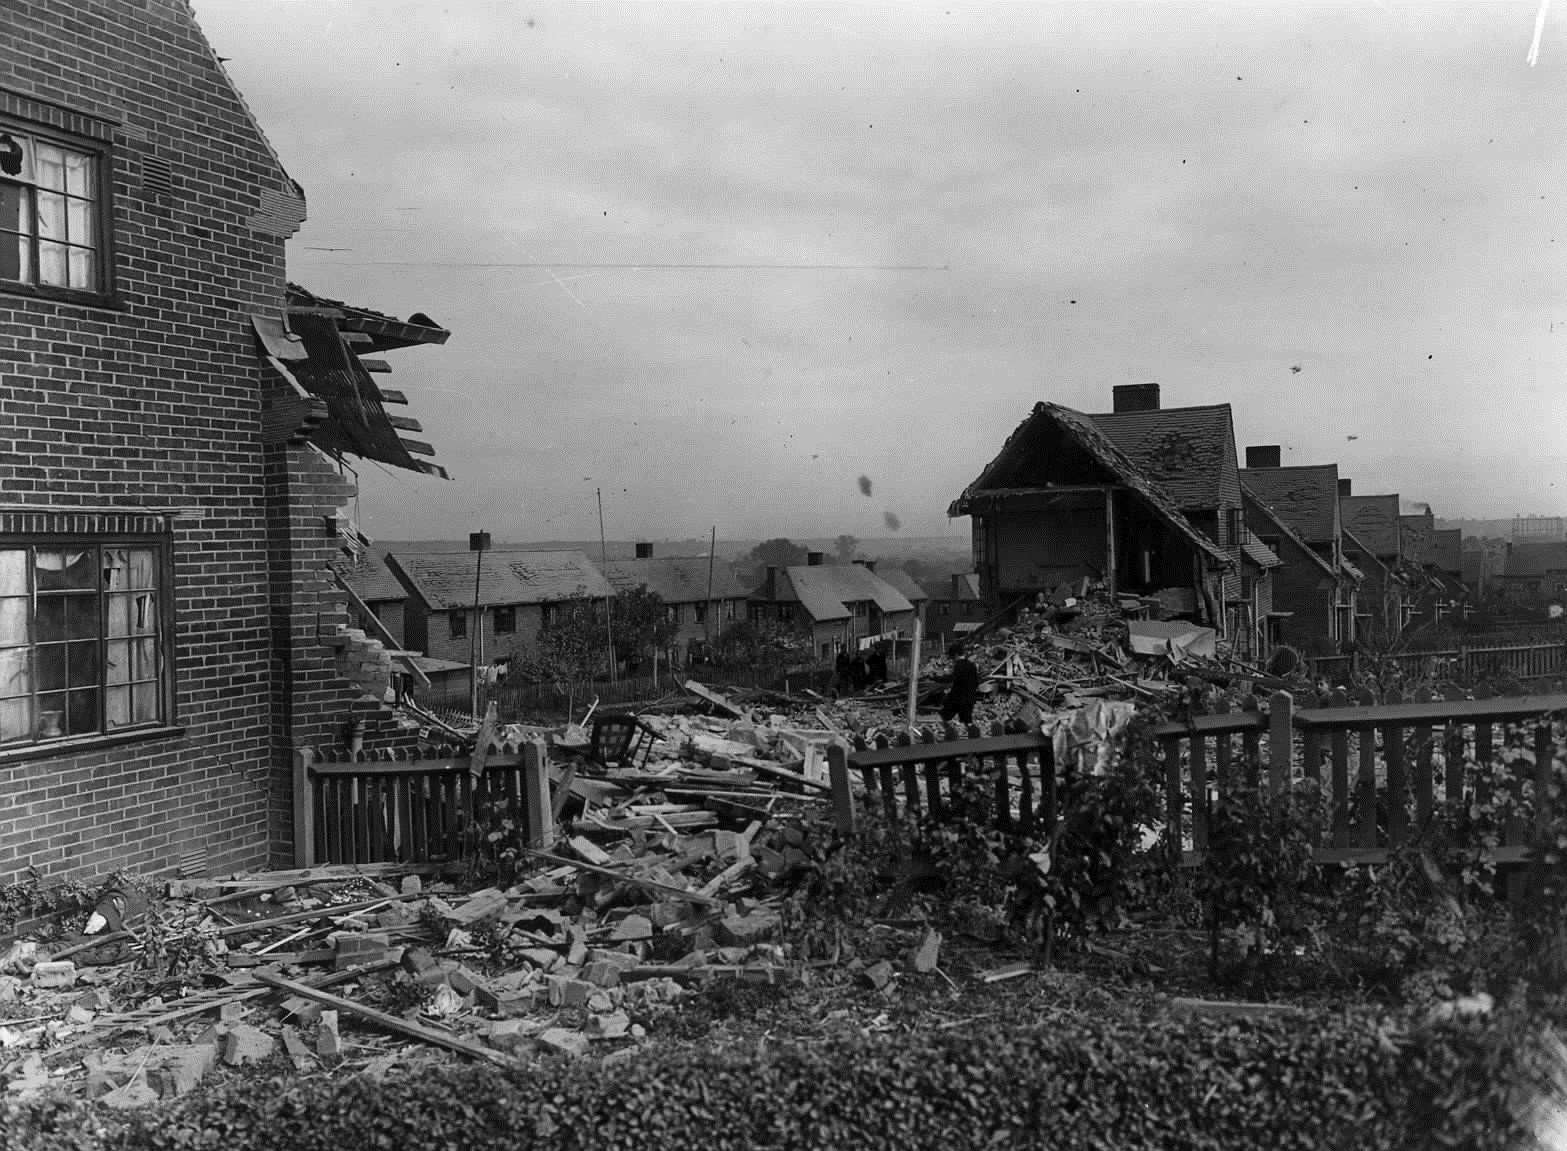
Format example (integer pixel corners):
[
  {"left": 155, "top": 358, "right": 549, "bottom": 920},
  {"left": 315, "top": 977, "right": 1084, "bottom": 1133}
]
[
  {"left": 1268, "top": 690, "right": 1294, "bottom": 795},
  {"left": 521, "top": 737, "right": 554, "bottom": 848},
  {"left": 293, "top": 746, "right": 316, "bottom": 869},
  {"left": 828, "top": 741, "right": 856, "bottom": 835}
]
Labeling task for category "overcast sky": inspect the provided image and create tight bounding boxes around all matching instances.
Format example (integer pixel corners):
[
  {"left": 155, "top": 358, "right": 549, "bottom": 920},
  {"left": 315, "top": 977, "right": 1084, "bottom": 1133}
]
[{"left": 192, "top": 1, "right": 1567, "bottom": 544}]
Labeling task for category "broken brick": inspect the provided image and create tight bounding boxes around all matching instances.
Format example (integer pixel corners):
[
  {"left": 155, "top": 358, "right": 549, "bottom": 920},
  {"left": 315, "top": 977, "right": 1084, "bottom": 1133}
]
[{"left": 536, "top": 1027, "right": 590, "bottom": 1059}]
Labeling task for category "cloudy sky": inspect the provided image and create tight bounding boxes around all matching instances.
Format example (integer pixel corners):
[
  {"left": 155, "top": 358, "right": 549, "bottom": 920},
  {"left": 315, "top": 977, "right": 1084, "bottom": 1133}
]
[{"left": 192, "top": 0, "right": 1567, "bottom": 544}]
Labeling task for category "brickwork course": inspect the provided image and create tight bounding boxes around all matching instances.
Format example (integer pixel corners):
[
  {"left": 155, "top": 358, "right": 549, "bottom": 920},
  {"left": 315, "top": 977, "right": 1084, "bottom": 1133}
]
[{"left": 0, "top": 0, "right": 436, "bottom": 885}]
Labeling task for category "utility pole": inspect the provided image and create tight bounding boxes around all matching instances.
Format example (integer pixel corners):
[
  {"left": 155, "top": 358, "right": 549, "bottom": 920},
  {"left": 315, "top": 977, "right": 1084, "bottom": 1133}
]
[
  {"left": 705, "top": 525, "right": 716, "bottom": 649},
  {"left": 468, "top": 530, "right": 491, "bottom": 718},
  {"left": 597, "top": 488, "right": 615, "bottom": 684}
]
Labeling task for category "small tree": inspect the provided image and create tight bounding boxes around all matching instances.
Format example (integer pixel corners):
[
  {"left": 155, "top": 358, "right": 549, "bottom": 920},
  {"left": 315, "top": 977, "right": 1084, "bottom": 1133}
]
[
  {"left": 610, "top": 584, "right": 680, "bottom": 678},
  {"left": 715, "top": 618, "right": 813, "bottom": 681},
  {"left": 833, "top": 533, "right": 859, "bottom": 563},
  {"left": 525, "top": 593, "right": 604, "bottom": 715}
]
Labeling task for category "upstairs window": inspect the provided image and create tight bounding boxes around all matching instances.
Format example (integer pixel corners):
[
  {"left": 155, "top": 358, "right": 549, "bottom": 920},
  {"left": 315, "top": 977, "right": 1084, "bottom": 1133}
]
[
  {"left": 493, "top": 606, "right": 516, "bottom": 634},
  {"left": 0, "top": 123, "right": 108, "bottom": 299},
  {"left": 449, "top": 611, "right": 467, "bottom": 639},
  {"left": 0, "top": 541, "right": 171, "bottom": 749}
]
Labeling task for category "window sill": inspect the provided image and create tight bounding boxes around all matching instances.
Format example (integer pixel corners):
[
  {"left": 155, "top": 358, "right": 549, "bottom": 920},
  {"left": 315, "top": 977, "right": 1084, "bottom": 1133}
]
[
  {"left": 0, "top": 281, "right": 125, "bottom": 313},
  {"left": 0, "top": 724, "right": 186, "bottom": 765}
]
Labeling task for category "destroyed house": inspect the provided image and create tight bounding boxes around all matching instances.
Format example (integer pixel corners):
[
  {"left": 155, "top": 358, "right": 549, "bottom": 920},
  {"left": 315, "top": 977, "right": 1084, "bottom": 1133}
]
[
  {"left": 1496, "top": 541, "right": 1567, "bottom": 601},
  {"left": 1239, "top": 453, "right": 1360, "bottom": 647},
  {"left": 388, "top": 549, "right": 614, "bottom": 673},
  {"left": 749, "top": 554, "right": 916, "bottom": 659},
  {"left": 601, "top": 544, "right": 751, "bottom": 665},
  {"left": 332, "top": 549, "right": 409, "bottom": 648},
  {"left": 0, "top": 0, "right": 449, "bottom": 885},
  {"left": 920, "top": 572, "right": 990, "bottom": 645},
  {"left": 948, "top": 387, "right": 1234, "bottom": 635}
]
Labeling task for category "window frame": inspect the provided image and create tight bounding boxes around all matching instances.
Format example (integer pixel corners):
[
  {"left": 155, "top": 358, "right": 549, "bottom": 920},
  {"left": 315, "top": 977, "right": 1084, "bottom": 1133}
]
[
  {"left": 493, "top": 606, "right": 516, "bottom": 635},
  {"left": 0, "top": 534, "right": 176, "bottom": 756},
  {"left": 448, "top": 610, "right": 467, "bottom": 640},
  {"left": 0, "top": 114, "right": 116, "bottom": 306}
]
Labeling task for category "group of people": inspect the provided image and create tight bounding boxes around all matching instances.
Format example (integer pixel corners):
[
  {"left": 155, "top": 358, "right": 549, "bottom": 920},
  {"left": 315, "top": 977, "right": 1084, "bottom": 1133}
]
[
  {"left": 831, "top": 641, "right": 981, "bottom": 727},
  {"left": 833, "top": 646, "right": 889, "bottom": 695}
]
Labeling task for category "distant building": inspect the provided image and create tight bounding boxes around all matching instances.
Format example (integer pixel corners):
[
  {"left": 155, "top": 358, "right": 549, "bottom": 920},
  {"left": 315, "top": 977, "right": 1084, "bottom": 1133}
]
[
  {"left": 602, "top": 543, "right": 750, "bottom": 666},
  {"left": 920, "top": 573, "right": 989, "bottom": 646},
  {"left": 1513, "top": 516, "right": 1566, "bottom": 542},
  {"left": 749, "top": 553, "right": 916, "bottom": 660}
]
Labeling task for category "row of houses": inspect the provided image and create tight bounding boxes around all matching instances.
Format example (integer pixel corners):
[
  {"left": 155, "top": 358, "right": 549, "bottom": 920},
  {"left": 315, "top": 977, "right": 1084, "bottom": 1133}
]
[
  {"left": 949, "top": 384, "right": 1469, "bottom": 658},
  {"left": 335, "top": 543, "right": 988, "bottom": 687}
]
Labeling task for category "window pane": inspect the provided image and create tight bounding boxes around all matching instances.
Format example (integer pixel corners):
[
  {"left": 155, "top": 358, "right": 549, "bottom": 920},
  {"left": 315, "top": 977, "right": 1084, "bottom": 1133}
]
[
  {"left": 64, "top": 151, "right": 91, "bottom": 198},
  {"left": 106, "top": 684, "right": 130, "bottom": 728},
  {"left": 35, "top": 598, "right": 65, "bottom": 642},
  {"left": 35, "top": 190, "right": 64, "bottom": 241},
  {"left": 0, "top": 647, "right": 28, "bottom": 696},
  {"left": 132, "top": 682, "right": 158, "bottom": 724},
  {"left": 65, "top": 197, "right": 93, "bottom": 246},
  {"left": 125, "top": 550, "right": 156, "bottom": 590},
  {"left": 67, "top": 245, "right": 94, "bottom": 289},
  {"left": 0, "top": 131, "right": 33, "bottom": 182},
  {"left": 36, "top": 549, "right": 95, "bottom": 590},
  {"left": 68, "top": 640, "right": 99, "bottom": 686},
  {"left": 129, "top": 637, "right": 156, "bottom": 681},
  {"left": 0, "top": 550, "right": 25, "bottom": 595},
  {"left": 34, "top": 143, "right": 65, "bottom": 191},
  {"left": 36, "top": 643, "right": 66, "bottom": 691},
  {"left": 0, "top": 184, "right": 21, "bottom": 232},
  {"left": 66, "top": 688, "right": 98, "bottom": 735},
  {"left": 35, "top": 694, "right": 65, "bottom": 739},
  {"left": 106, "top": 592, "right": 129, "bottom": 638},
  {"left": 66, "top": 595, "right": 99, "bottom": 639},
  {"left": 0, "top": 597, "right": 27, "bottom": 645},
  {"left": 106, "top": 638, "right": 129, "bottom": 684},
  {"left": 0, "top": 697, "right": 31, "bottom": 743},
  {"left": 38, "top": 240, "right": 67, "bottom": 286},
  {"left": 0, "top": 230, "right": 24, "bottom": 282}
]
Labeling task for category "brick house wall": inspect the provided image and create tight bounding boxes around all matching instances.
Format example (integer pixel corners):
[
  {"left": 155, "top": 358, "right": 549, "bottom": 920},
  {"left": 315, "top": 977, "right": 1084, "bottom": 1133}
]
[
  {"left": 1246, "top": 513, "right": 1337, "bottom": 649},
  {"left": 414, "top": 602, "right": 548, "bottom": 668},
  {"left": 0, "top": 0, "right": 408, "bottom": 884}
]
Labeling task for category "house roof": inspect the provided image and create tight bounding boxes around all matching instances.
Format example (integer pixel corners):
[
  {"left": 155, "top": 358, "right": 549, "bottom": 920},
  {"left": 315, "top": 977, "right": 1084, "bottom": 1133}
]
[
  {"left": 1429, "top": 528, "right": 1463, "bottom": 575},
  {"left": 1504, "top": 541, "right": 1567, "bottom": 577},
  {"left": 873, "top": 567, "right": 928, "bottom": 603},
  {"left": 1237, "top": 465, "right": 1340, "bottom": 544},
  {"left": 287, "top": 284, "right": 450, "bottom": 352},
  {"left": 1399, "top": 513, "right": 1435, "bottom": 566},
  {"left": 1087, "top": 403, "right": 1237, "bottom": 510},
  {"left": 333, "top": 551, "right": 407, "bottom": 603},
  {"left": 1341, "top": 526, "right": 1391, "bottom": 574},
  {"left": 922, "top": 572, "right": 983, "bottom": 602},
  {"left": 388, "top": 549, "right": 612, "bottom": 610},
  {"left": 601, "top": 556, "right": 750, "bottom": 604},
  {"left": 1241, "top": 481, "right": 1336, "bottom": 579},
  {"left": 947, "top": 402, "right": 1232, "bottom": 567},
  {"left": 1242, "top": 537, "right": 1282, "bottom": 569},
  {"left": 756, "top": 564, "right": 915, "bottom": 622},
  {"left": 1340, "top": 495, "right": 1402, "bottom": 558}
]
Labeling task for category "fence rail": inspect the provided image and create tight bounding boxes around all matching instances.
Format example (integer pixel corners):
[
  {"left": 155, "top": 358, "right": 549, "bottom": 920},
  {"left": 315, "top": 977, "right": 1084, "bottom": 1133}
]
[
  {"left": 292, "top": 741, "right": 552, "bottom": 867},
  {"left": 1310, "top": 641, "right": 1567, "bottom": 685},
  {"left": 827, "top": 692, "right": 1567, "bottom": 865}
]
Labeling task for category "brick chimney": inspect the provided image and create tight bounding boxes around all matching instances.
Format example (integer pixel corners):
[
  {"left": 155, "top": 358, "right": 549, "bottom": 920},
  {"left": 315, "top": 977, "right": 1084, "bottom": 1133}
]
[
  {"left": 852, "top": 558, "right": 877, "bottom": 573},
  {"left": 1112, "top": 383, "right": 1160, "bottom": 413},
  {"left": 634, "top": 542, "right": 653, "bottom": 559},
  {"left": 807, "top": 551, "right": 825, "bottom": 566},
  {"left": 1338, "top": 478, "right": 1352, "bottom": 497},
  {"left": 765, "top": 566, "right": 778, "bottom": 599},
  {"left": 951, "top": 573, "right": 964, "bottom": 600},
  {"left": 1245, "top": 445, "right": 1281, "bottom": 469}
]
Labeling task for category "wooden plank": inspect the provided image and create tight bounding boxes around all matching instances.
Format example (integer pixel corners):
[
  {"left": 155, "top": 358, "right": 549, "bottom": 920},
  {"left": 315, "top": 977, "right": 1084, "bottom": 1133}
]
[
  {"left": 901, "top": 762, "right": 921, "bottom": 817},
  {"left": 518, "top": 848, "right": 721, "bottom": 907},
  {"left": 994, "top": 753, "right": 1012, "bottom": 832},
  {"left": 1474, "top": 722, "right": 1494, "bottom": 807},
  {"left": 1162, "top": 736, "right": 1182, "bottom": 861},
  {"left": 1356, "top": 730, "right": 1378, "bottom": 848},
  {"left": 828, "top": 743, "right": 856, "bottom": 834},
  {"left": 1385, "top": 724, "right": 1407, "bottom": 845},
  {"left": 294, "top": 749, "right": 315, "bottom": 868},
  {"left": 683, "top": 679, "right": 746, "bottom": 718},
  {"left": 1443, "top": 722, "right": 1464, "bottom": 807},
  {"left": 378, "top": 388, "right": 408, "bottom": 404},
  {"left": 1191, "top": 736, "right": 1208, "bottom": 852},
  {"left": 1331, "top": 726, "right": 1350, "bottom": 848},
  {"left": 1018, "top": 748, "right": 1035, "bottom": 834},
  {"left": 1039, "top": 740, "right": 1058, "bottom": 837},
  {"left": 398, "top": 436, "right": 437, "bottom": 457},
  {"left": 1302, "top": 729, "right": 1322, "bottom": 787},
  {"left": 848, "top": 733, "right": 1050, "bottom": 769},
  {"left": 1293, "top": 693, "right": 1567, "bottom": 729},
  {"left": 1268, "top": 691, "right": 1293, "bottom": 796},
  {"left": 307, "top": 754, "right": 524, "bottom": 778},
  {"left": 216, "top": 893, "right": 423, "bottom": 939},
  {"left": 387, "top": 414, "right": 423, "bottom": 433},
  {"left": 1148, "top": 712, "right": 1268, "bottom": 739},
  {"left": 253, "top": 972, "right": 514, "bottom": 1067},
  {"left": 1538, "top": 723, "right": 1555, "bottom": 843}
]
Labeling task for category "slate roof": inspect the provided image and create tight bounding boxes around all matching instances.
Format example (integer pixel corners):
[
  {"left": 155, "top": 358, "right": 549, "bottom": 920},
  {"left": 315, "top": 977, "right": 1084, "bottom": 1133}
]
[
  {"left": 1399, "top": 513, "right": 1435, "bottom": 566},
  {"left": 1340, "top": 495, "right": 1402, "bottom": 558},
  {"left": 333, "top": 551, "right": 407, "bottom": 603},
  {"left": 1237, "top": 465, "right": 1340, "bottom": 544},
  {"left": 1504, "top": 541, "right": 1567, "bottom": 577},
  {"left": 388, "top": 550, "right": 612, "bottom": 610},
  {"left": 1087, "top": 404, "right": 1237, "bottom": 510},
  {"left": 1242, "top": 537, "right": 1282, "bottom": 569},
  {"left": 601, "top": 556, "right": 750, "bottom": 604},
  {"left": 1241, "top": 482, "right": 1336, "bottom": 579},
  {"left": 756, "top": 564, "right": 915, "bottom": 622},
  {"left": 1341, "top": 527, "right": 1390, "bottom": 574},
  {"left": 922, "top": 572, "right": 983, "bottom": 602},
  {"left": 947, "top": 403, "right": 1231, "bottom": 566},
  {"left": 873, "top": 567, "right": 928, "bottom": 604},
  {"left": 1429, "top": 528, "right": 1463, "bottom": 575}
]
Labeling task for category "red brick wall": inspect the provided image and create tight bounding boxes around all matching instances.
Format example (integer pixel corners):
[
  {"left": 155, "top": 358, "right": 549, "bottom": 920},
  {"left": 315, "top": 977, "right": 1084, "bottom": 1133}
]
[{"left": 0, "top": 1, "right": 406, "bottom": 884}]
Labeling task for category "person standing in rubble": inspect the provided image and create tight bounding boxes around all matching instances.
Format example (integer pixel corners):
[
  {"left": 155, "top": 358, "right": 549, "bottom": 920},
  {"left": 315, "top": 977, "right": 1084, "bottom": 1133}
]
[
  {"left": 941, "top": 644, "right": 980, "bottom": 725},
  {"left": 833, "top": 648, "right": 851, "bottom": 697},
  {"left": 866, "top": 645, "right": 888, "bottom": 687}
]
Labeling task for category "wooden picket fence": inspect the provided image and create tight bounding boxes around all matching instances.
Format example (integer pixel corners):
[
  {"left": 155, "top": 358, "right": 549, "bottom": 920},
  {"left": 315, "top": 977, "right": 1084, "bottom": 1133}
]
[
  {"left": 1310, "top": 640, "right": 1567, "bottom": 686},
  {"left": 292, "top": 740, "right": 552, "bottom": 867},
  {"left": 827, "top": 692, "right": 1567, "bottom": 865}
]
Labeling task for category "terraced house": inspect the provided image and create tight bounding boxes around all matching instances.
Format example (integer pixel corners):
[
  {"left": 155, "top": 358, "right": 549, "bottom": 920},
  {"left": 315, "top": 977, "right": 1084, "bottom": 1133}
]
[{"left": 0, "top": 0, "right": 448, "bottom": 884}]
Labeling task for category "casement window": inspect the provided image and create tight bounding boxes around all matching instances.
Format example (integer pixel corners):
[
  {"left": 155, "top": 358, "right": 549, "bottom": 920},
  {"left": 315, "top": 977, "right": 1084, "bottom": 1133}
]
[
  {"left": 493, "top": 606, "right": 516, "bottom": 635},
  {"left": 0, "top": 541, "right": 170, "bottom": 749},
  {"left": 693, "top": 601, "right": 707, "bottom": 625},
  {"left": 0, "top": 120, "right": 110, "bottom": 300},
  {"left": 724, "top": 600, "right": 737, "bottom": 622},
  {"left": 665, "top": 604, "right": 681, "bottom": 625},
  {"left": 449, "top": 611, "right": 466, "bottom": 639},
  {"left": 1225, "top": 508, "right": 1244, "bottom": 546}
]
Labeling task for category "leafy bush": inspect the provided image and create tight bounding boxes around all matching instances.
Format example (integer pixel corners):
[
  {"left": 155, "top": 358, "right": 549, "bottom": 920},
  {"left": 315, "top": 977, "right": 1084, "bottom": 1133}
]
[{"left": 5, "top": 1005, "right": 1552, "bottom": 1151}]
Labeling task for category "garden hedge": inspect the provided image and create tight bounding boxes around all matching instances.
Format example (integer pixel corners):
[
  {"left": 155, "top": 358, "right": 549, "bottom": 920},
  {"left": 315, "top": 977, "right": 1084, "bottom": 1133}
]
[{"left": 3, "top": 1006, "right": 1547, "bottom": 1151}]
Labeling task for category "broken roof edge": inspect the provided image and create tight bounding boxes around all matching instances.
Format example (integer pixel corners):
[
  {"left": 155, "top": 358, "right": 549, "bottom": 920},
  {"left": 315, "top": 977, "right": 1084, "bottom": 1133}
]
[
  {"left": 1240, "top": 480, "right": 1337, "bottom": 580},
  {"left": 948, "top": 402, "right": 1232, "bottom": 568},
  {"left": 286, "top": 283, "right": 451, "bottom": 349}
]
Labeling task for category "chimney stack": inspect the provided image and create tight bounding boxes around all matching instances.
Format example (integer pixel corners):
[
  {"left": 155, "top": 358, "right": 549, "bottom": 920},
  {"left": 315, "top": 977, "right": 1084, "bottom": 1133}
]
[
  {"left": 853, "top": 558, "right": 877, "bottom": 573},
  {"left": 1245, "top": 445, "right": 1281, "bottom": 469},
  {"left": 634, "top": 541, "right": 653, "bottom": 559},
  {"left": 1112, "top": 383, "right": 1161, "bottom": 413},
  {"left": 765, "top": 566, "right": 778, "bottom": 599},
  {"left": 807, "top": 551, "right": 825, "bottom": 566},
  {"left": 1338, "top": 478, "right": 1352, "bottom": 497}
]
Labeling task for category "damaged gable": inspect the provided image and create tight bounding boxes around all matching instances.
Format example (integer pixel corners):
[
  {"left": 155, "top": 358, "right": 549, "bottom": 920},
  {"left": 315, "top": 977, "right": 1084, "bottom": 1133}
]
[{"left": 254, "top": 285, "right": 452, "bottom": 478}]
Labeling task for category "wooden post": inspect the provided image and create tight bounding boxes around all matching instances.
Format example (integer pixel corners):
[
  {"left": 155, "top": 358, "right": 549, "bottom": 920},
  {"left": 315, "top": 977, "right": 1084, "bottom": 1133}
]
[
  {"left": 293, "top": 747, "right": 316, "bottom": 868},
  {"left": 1104, "top": 487, "right": 1117, "bottom": 595},
  {"left": 828, "top": 741, "right": 856, "bottom": 835},
  {"left": 1267, "top": 690, "right": 1293, "bottom": 795},
  {"left": 521, "top": 737, "right": 553, "bottom": 848},
  {"left": 905, "top": 613, "right": 924, "bottom": 728}
]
